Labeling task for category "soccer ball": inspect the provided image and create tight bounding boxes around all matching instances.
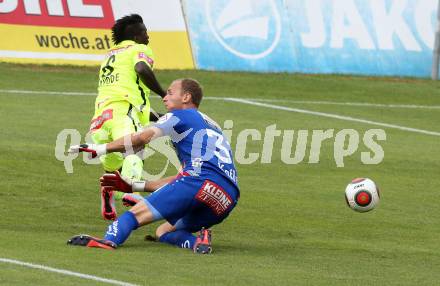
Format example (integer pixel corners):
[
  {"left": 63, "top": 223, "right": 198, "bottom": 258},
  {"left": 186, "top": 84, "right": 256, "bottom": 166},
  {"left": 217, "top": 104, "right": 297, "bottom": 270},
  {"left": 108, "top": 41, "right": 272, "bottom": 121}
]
[{"left": 345, "top": 178, "right": 380, "bottom": 212}]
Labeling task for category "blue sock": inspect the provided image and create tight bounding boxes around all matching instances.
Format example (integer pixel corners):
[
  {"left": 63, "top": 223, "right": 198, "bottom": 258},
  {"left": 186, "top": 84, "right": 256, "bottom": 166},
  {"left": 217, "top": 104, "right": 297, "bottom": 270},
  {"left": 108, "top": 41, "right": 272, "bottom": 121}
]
[
  {"left": 159, "top": 230, "right": 196, "bottom": 250},
  {"left": 104, "top": 211, "right": 139, "bottom": 245}
]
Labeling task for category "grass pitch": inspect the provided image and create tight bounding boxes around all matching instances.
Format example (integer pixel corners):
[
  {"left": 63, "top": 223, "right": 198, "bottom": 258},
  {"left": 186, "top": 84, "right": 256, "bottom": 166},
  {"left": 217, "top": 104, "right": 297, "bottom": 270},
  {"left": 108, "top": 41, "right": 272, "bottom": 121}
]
[{"left": 0, "top": 63, "right": 440, "bottom": 285}]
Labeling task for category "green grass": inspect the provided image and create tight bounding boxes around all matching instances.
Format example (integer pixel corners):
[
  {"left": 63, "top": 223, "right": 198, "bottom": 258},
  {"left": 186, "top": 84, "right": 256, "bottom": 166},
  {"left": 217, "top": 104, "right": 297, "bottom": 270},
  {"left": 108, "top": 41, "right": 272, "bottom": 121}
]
[{"left": 1, "top": 62, "right": 440, "bottom": 285}]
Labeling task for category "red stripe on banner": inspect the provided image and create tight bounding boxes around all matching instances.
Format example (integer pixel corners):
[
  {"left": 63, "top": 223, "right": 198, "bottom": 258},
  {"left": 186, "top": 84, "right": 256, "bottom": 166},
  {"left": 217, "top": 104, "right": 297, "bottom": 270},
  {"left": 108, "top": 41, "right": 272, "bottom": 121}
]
[{"left": 0, "top": 0, "right": 114, "bottom": 28}]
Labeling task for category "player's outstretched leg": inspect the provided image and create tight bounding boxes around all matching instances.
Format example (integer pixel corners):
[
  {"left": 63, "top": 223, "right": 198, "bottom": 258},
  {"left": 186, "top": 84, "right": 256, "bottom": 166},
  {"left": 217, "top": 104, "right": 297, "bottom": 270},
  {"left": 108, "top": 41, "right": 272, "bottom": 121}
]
[
  {"left": 103, "top": 211, "right": 139, "bottom": 245},
  {"left": 67, "top": 234, "right": 116, "bottom": 250},
  {"left": 120, "top": 154, "right": 143, "bottom": 186},
  {"left": 67, "top": 211, "right": 139, "bottom": 250},
  {"left": 100, "top": 154, "right": 143, "bottom": 219},
  {"left": 117, "top": 154, "right": 144, "bottom": 207},
  {"left": 101, "top": 178, "right": 143, "bottom": 220}
]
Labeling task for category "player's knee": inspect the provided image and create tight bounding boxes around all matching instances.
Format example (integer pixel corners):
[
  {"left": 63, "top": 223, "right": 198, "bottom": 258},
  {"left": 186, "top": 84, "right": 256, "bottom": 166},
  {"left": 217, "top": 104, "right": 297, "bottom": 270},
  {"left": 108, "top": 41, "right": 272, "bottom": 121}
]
[
  {"left": 102, "top": 154, "right": 124, "bottom": 172},
  {"left": 121, "top": 154, "right": 143, "bottom": 180},
  {"left": 128, "top": 201, "right": 154, "bottom": 226}
]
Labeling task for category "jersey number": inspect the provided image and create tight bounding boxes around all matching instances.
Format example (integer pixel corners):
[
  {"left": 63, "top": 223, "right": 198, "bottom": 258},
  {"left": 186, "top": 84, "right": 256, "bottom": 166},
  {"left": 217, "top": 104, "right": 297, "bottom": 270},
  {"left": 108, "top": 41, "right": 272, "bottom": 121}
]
[
  {"left": 101, "top": 55, "right": 115, "bottom": 77},
  {"left": 206, "top": 129, "right": 232, "bottom": 164}
]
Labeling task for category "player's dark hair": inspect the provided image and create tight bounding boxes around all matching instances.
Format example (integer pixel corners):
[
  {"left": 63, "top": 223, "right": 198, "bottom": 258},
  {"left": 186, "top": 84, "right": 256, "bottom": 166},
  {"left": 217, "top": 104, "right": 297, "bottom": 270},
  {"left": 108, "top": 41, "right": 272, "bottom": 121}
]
[
  {"left": 181, "top": 78, "right": 203, "bottom": 107},
  {"left": 111, "top": 14, "right": 144, "bottom": 44}
]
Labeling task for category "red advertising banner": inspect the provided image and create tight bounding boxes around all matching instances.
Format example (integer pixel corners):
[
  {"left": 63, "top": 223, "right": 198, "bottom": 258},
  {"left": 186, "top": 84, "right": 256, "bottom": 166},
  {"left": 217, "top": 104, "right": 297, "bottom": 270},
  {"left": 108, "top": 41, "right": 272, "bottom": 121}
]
[{"left": 0, "top": 0, "right": 114, "bottom": 28}]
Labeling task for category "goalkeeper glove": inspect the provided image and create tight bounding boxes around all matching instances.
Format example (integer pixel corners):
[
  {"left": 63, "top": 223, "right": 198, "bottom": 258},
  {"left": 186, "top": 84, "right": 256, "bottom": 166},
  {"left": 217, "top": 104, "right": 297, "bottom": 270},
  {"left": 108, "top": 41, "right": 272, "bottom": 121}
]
[
  {"left": 100, "top": 171, "right": 146, "bottom": 193},
  {"left": 68, "top": 143, "right": 107, "bottom": 158}
]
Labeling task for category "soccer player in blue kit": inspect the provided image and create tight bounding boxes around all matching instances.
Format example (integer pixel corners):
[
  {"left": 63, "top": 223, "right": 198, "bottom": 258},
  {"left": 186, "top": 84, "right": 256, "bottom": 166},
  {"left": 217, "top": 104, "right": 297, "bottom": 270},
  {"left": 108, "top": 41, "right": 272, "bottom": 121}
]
[{"left": 68, "top": 78, "right": 239, "bottom": 254}]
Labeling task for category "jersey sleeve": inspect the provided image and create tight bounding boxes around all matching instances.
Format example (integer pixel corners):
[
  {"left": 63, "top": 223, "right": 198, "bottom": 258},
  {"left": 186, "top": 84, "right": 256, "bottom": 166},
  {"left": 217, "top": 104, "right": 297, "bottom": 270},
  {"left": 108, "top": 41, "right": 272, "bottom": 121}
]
[
  {"left": 153, "top": 113, "right": 179, "bottom": 135},
  {"left": 153, "top": 112, "right": 192, "bottom": 143},
  {"left": 133, "top": 44, "right": 155, "bottom": 69}
]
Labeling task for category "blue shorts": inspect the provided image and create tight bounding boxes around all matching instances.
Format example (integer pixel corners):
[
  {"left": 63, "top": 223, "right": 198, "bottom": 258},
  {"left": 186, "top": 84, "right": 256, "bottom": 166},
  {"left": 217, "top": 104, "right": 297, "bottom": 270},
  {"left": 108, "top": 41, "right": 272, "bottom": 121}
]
[{"left": 145, "top": 174, "right": 239, "bottom": 233}]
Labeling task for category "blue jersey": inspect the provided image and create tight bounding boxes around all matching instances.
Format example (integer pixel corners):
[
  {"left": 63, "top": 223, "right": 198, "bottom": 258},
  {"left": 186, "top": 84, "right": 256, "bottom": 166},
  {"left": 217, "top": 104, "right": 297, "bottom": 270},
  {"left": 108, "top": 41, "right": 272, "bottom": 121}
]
[{"left": 153, "top": 108, "right": 238, "bottom": 190}]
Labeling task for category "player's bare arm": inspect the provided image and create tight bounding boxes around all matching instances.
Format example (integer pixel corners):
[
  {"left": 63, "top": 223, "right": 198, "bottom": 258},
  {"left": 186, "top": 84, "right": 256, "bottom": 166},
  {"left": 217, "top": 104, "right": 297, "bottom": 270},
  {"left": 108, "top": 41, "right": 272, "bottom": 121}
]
[
  {"left": 106, "top": 126, "right": 163, "bottom": 153},
  {"left": 135, "top": 61, "right": 166, "bottom": 97},
  {"left": 144, "top": 176, "right": 176, "bottom": 192},
  {"left": 68, "top": 126, "right": 163, "bottom": 157}
]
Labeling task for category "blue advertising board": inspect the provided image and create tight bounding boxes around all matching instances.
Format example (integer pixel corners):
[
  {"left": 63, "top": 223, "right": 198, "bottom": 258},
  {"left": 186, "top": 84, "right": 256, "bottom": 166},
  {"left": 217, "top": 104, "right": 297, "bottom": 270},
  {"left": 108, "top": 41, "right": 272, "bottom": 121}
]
[{"left": 182, "top": 0, "right": 438, "bottom": 77}]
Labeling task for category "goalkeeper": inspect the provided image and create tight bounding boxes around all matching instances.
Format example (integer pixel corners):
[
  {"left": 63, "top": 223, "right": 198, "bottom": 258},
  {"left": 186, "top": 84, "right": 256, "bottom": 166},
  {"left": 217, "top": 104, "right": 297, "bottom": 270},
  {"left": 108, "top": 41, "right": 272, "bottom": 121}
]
[
  {"left": 68, "top": 79, "right": 239, "bottom": 254},
  {"left": 90, "top": 14, "right": 166, "bottom": 220}
]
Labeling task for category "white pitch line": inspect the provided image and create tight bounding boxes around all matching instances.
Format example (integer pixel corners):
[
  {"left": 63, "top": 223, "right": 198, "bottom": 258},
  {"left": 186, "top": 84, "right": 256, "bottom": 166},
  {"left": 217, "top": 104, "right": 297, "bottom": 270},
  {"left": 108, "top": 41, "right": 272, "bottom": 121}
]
[
  {"left": 0, "top": 50, "right": 103, "bottom": 61},
  {"left": 224, "top": 98, "right": 440, "bottom": 137},
  {"left": 245, "top": 99, "right": 440, "bottom": 109},
  {"left": 0, "top": 89, "right": 96, "bottom": 96},
  {"left": 0, "top": 258, "right": 139, "bottom": 286},
  {"left": 1, "top": 89, "right": 440, "bottom": 110},
  {"left": 1, "top": 88, "right": 439, "bottom": 136}
]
